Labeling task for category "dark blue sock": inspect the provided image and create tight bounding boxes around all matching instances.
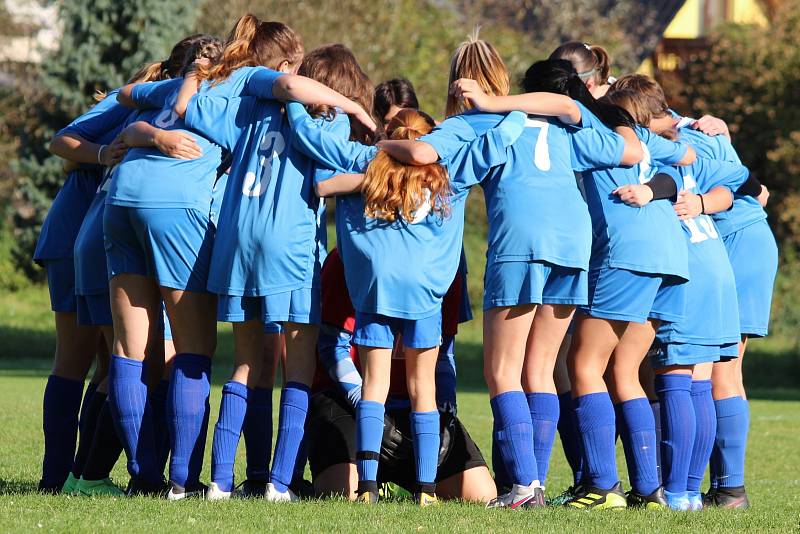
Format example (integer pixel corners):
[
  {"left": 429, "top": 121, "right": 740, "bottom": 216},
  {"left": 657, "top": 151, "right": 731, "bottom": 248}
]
[
  {"left": 527, "top": 392, "right": 559, "bottom": 485},
  {"left": 79, "top": 381, "right": 98, "bottom": 432},
  {"left": 292, "top": 437, "right": 308, "bottom": 485},
  {"left": 150, "top": 379, "right": 170, "bottom": 477},
  {"left": 490, "top": 391, "right": 538, "bottom": 486},
  {"left": 573, "top": 392, "right": 618, "bottom": 490},
  {"left": 244, "top": 387, "right": 272, "bottom": 482},
  {"left": 355, "top": 400, "right": 384, "bottom": 484},
  {"left": 211, "top": 381, "right": 248, "bottom": 492},
  {"left": 270, "top": 382, "right": 310, "bottom": 493},
  {"left": 41, "top": 375, "right": 83, "bottom": 488},
  {"left": 108, "top": 356, "right": 160, "bottom": 484},
  {"left": 435, "top": 335, "right": 457, "bottom": 412},
  {"left": 411, "top": 411, "right": 440, "bottom": 485},
  {"left": 168, "top": 353, "right": 211, "bottom": 488},
  {"left": 649, "top": 399, "right": 663, "bottom": 485},
  {"left": 688, "top": 380, "right": 715, "bottom": 492},
  {"left": 655, "top": 374, "right": 695, "bottom": 493},
  {"left": 557, "top": 391, "right": 585, "bottom": 485},
  {"left": 492, "top": 438, "right": 510, "bottom": 489},
  {"left": 616, "top": 398, "right": 659, "bottom": 495},
  {"left": 712, "top": 396, "right": 748, "bottom": 488}
]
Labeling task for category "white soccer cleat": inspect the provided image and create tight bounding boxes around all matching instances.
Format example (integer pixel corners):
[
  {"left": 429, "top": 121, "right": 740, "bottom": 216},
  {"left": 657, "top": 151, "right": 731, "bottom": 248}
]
[
  {"left": 265, "top": 483, "right": 299, "bottom": 503},
  {"left": 206, "top": 482, "right": 232, "bottom": 501},
  {"left": 486, "top": 481, "right": 545, "bottom": 509}
]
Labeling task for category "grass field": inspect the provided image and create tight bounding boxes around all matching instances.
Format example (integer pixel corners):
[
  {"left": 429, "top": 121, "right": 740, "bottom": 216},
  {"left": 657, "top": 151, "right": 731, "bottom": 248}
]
[{"left": 1, "top": 285, "right": 799, "bottom": 532}]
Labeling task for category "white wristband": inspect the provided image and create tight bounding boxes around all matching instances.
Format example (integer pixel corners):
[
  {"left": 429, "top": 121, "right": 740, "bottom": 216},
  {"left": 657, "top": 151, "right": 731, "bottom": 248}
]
[{"left": 97, "top": 144, "right": 107, "bottom": 165}]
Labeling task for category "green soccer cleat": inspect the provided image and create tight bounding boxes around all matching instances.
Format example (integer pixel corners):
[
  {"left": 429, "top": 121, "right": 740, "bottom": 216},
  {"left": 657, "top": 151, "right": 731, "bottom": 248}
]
[
  {"left": 548, "top": 484, "right": 582, "bottom": 506},
  {"left": 379, "top": 482, "right": 412, "bottom": 500},
  {"left": 61, "top": 473, "right": 79, "bottom": 495},
  {"left": 566, "top": 482, "right": 627, "bottom": 510},
  {"left": 626, "top": 487, "right": 668, "bottom": 510},
  {"left": 75, "top": 477, "right": 125, "bottom": 497}
]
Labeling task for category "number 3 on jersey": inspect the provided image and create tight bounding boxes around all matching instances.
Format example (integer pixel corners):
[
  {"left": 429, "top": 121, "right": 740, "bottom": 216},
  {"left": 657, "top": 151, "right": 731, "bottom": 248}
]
[{"left": 242, "top": 131, "right": 286, "bottom": 197}]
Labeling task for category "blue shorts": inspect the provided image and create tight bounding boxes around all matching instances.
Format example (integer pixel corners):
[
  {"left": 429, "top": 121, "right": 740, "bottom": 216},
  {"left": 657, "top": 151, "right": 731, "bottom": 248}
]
[
  {"left": 103, "top": 205, "right": 213, "bottom": 293},
  {"left": 218, "top": 285, "right": 321, "bottom": 325},
  {"left": 354, "top": 311, "right": 442, "bottom": 349},
  {"left": 650, "top": 341, "right": 738, "bottom": 368},
  {"left": 723, "top": 220, "right": 778, "bottom": 337},
  {"left": 580, "top": 266, "right": 685, "bottom": 324},
  {"left": 76, "top": 293, "right": 112, "bottom": 326},
  {"left": 44, "top": 258, "right": 77, "bottom": 313},
  {"left": 484, "top": 260, "right": 587, "bottom": 310}
]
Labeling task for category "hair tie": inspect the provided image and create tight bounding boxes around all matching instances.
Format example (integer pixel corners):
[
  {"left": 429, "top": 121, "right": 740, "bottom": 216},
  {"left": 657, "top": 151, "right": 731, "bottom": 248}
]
[
  {"left": 576, "top": 68, "right": 595, "bottom": 80},
  {"left": 583, "top": 43, "right": 592, "bottom": 50}
]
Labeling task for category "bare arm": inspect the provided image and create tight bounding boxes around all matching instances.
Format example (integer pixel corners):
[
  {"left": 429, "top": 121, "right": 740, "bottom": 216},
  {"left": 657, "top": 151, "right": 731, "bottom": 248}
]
[
  {"left": 615, "top": 126, "right": 644, "bottom": 165},
  {"left": 673, "top": 186, "right": 733, "bottom": 220},
  {"left": 450, "top": 78, "right": 580, "bottom": 125},
  {"left": 315, "top": 173, "right": 365, "bottom": 197},
  {"left": 677, "top": 145, "right": 697, "bottom": 166},
  {"left": 49, "top": 133, "right": 126, "bottom": 166},
  {"left": 174, "top": 74, "right": 200, "bottom": 118},
  {"left": 376, "top": 140, "right": 439, "bottom": 166},
  {"left": 117, "top": 84, "right": 137, "bottom": 108},
  {"left": 118, "top": 121, "right": 202, "bottom": 159}
]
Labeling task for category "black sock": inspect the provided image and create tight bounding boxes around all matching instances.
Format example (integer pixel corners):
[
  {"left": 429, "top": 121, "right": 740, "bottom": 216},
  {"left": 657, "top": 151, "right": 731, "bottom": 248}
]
[
  {"left": 71, "top": 392, "right": 107, "bottom": 477},
  {"left": 81, "top": 400, "right": 124, "bottom": 481}
]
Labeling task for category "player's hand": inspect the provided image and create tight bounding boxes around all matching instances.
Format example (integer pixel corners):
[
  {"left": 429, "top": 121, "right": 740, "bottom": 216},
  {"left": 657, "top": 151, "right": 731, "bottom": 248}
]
[
  {"left": 154, "top": 129, "right": 202, "bottom": 160},
  {"left": 613, "top": 184, "right": 654, "bottom": 207},
  {"left": 691, "top": 114, "right": 730, "bottom": 139},
  {"left": 99, "top": 137, "right": 127, "bottom": 166},
  {"left": 450, "top": 78, "right": 491, "bottom": 110},
  {"left": 674, "top": 190, "right": 703, "bottom": 220},
  {"left": 757, "top": 184, "right": 770, "bottom": 207}
]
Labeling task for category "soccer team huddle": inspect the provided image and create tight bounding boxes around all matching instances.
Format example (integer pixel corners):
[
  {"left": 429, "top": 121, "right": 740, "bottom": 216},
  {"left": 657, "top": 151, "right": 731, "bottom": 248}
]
[{"left": 36, "top": 12, "right": 778, "bottom": 512}]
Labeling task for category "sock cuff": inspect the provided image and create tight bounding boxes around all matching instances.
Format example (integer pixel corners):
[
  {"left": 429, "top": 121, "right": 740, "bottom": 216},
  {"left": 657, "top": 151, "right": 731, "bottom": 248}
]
[
  {"left": 110, "top": 354, "right": 143, "bottom": 370},
  {"left": 691, "top": 380, "right": 713, "bottom": 395},
  {"left": 282, "top": 384, "right": 310, "bottom": 410},
  {"left": 573, "top": 392, "right": 615, "bottom": 428},
  {"left": 173, "top": 353, "right": 212, "bottom": 372},
  {"left": 249, "top": 387, "right": 272, "bottom": 405},
  {"left": 284, "top": 381, "right": 311, "bottom": 394},
  {"left": 714, "top": 396, "right": 747, "bottom": 418},
  {"left": 655, "top": 373, "right": 692, "bottom": 393},
  {"left": 526, "top": 392, "right": 559, "bottom": 420},
  {"left": 357, "top": 400, "right": 385, "bottom": 421},
  {"left": 490, "top": 390, "right": 530, "bottom": 429},
  {"left": 410, "top": 410, "right": 439, "bottom": 433},
  {"left": 222, "top": 381, "right": 249, "bottom": 399},
  {"left": 619, "top": 397, "right": 654, "bottom": 432},
  {"left": 47, "top": 374, "right": 83, "bottom": 387}
]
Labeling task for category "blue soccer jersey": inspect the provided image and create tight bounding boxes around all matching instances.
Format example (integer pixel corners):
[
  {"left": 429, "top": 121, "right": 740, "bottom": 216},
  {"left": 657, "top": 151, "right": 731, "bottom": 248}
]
[
  {"left": 677, "top": 125, "right": 767, "bottom": 237},
  {"left": 106, "top": 79, "right": 223, "bottom": 211},
  {"left": 287, "top": 104, "right": 523, "bottom": 319},
  {"left": 656, "top": 159, "right": 749, "bottom": 347},
  {"left": 581, "top": 124, "right": 691, "bottom": 280}
]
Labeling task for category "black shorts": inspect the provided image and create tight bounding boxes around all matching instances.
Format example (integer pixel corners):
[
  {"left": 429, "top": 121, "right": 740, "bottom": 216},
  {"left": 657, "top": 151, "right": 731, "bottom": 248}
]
[{"left": 307, "top": 389, "right": 486, "bottom": 491}]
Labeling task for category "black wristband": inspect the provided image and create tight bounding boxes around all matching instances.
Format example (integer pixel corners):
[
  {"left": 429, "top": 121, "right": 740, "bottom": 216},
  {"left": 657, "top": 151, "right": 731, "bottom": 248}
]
[
  {"left": 699, "top": 194, "right": 706, "bottom": 214},
  {"left": 644, "top": 173, "right": 679, "bottom": 201},
  {"left": 735, "top": 172, "right": 762, "bottom": 197}
]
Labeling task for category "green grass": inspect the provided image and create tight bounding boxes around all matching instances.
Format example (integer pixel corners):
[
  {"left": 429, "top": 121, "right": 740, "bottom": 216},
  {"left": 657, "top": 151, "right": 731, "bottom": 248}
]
[{"left": 1, "top": 285, "right": 799, "bottom": 532}]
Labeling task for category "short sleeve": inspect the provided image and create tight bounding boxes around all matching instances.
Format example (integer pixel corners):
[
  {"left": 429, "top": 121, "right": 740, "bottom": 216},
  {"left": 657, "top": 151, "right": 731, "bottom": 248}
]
[
  {"left": 56, "top": 89, "right": 132, "bottom": 141},
  {"left": 130, "top": 79, "right": 183, "bottom": 109},
  {"left": 643, "top": 126, "right": 689, "bottom": 166},
  {"left": 185, "top": 94, "right": 255, "bottom": 151},
  {"left": 656, "top": 165, "right": 683, "bottom": 190},
  {"left": 569, "top": 127, "right": 624, "bottom": 172},
  {"left": 419, "top": 116, "right": 476, "bottom": 162},
  {"left": 239, "top": 67, "right": 285, "bottom": 100},
  {"left": 691, "top": 157, "right": 749, "bottom": 194}
]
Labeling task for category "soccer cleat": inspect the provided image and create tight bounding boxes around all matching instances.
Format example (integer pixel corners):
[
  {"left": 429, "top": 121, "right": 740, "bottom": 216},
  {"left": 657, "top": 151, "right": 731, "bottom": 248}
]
[
  {"left": 664, "top": 490, "right": 691, "bottom": 511},
  {"left": 379, "top": 482, "right": 412, "bottom": 500},
  {"left": 206, "top": 482, "right": 232, "bottom": 501},
  {"left": 265, "top": 482, "right": 298, "bottom": 502},
  {"left": 61, "top": 473, "right": 79, "bottom": 495},
  {"left": 626, "top": 487, "right": 668, "bottom": 510},
  {"left": 125, "top": 477, "right": 169, "bottom": 497},
  {"left": 165, "top": 481, "right": 208, "bottom": 501},
  {"left": 487, "top": 482, "right": 545, "bottom": 509},
  {"left": 289, "top": 478, "right": 315, "bottom": 499},
  {"left": 414, "top": 492, "right": 439, "bottom": 507},
  {"left": 566, "top": 482, "right": 627, "bottom": 510},
  {"left": 75, "top": 477, "right": 124, "bottom": 497},
  {"left": 356, "top": 489, "right": 379, "bottom": 504},
  {"left": 687, "top": 491, "right": 703, "bottom": 511},
  {"left": 235, "top": 479, "right": 268, "bottom": 498},
  {"left": 703, "top": 486, "right": 750, "bottom": 509},
  {"left": 547, "top": 485, "right": 582, "bottom": 506}
]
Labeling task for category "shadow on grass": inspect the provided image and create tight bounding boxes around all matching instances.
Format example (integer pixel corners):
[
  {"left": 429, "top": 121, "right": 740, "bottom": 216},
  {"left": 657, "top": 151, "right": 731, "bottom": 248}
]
[
  {"left": 0, "top": 479, "right": 40, "bottom": 495},
  {"left": 1, "top": 325, "right": 798, "bottom": 400}
]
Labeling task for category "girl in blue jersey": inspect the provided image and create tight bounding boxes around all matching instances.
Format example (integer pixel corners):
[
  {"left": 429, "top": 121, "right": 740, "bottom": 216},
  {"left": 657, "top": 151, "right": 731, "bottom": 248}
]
[{"left": 161, "top": 19, "right": 377, "bottom": 501}]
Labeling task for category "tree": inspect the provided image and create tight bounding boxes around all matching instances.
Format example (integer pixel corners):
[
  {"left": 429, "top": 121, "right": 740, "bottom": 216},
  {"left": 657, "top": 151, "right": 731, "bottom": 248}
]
[{"left": 1, "top": 0, "right": 203, "bottom": 278}]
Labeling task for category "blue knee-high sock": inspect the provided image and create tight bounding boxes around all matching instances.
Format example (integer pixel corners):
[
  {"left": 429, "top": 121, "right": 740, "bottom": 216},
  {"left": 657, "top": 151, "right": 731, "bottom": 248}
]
[
  {"left": 356, "top": 400, "right": 384, "bottom": 486},
  {"left": 573, "top": 392, "right": 618, "bottom": 490},
  {"left": 527, "top": 392, "right": 559, "bottom": 485},
  {"left": 490, "top": 391, "right": 538, "bottom": 487},
  {"left": 211, "top": 381, "right": 248, "bottom": 492},
  {"left": 108, "top": 356, "right": 160, "bottom": 484},
  {"left": 712, "top": 396, "right": 748, "bottom": 488},
  {"left": 688, "top": 380, "right": 715, "bottom": 492},
  {"left": 292, "top": 436, "right": 308, "bottom": 485},
  {"left": 655, "top": 374, "right": 695, "bottom": 494},
  {"left": 41, "top": 375, "right": 84, "bottom": 488},
  {"left": 435, "top": 335, "right": 457, "bottom": 413},
  {"left": 492, "top": 437, "right": 510, "bottom": 489},
  {"left": 411, "top": 411, "right": 440, "bottom": 486},
  {"left": 616, "top": 398, "right": 659, "bottom": 495},
  {"left": 168, "top": 353, "right": 211, "bottom": 488},
  {"left": 150, "top": 379, "right": 170, "bottom": 477},
  {"left": 243, "top": 387, "right": 272, "bottom": 482},
  {"left": 557, "top": 391, "right": 585, "bottom": 486},
  {"left": 649, "top": 399, "right": 663, "bottom": 485},
  {"left": 79, "top": 381, "right": 98, "bottom": 432},
  {"left": 270, "top": 382, "right": 310, "bottom": 493}
]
